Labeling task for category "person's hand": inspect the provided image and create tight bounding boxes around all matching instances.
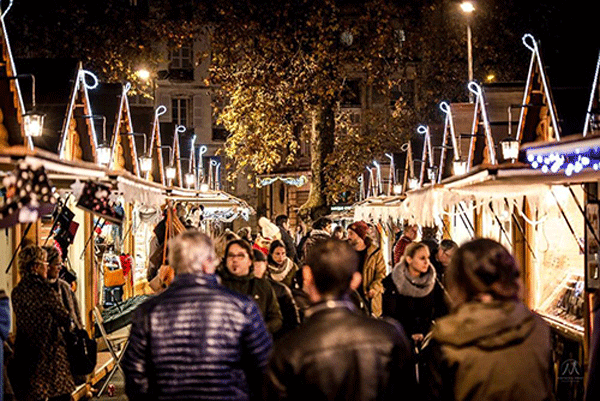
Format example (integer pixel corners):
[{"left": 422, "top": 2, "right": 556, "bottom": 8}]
[{"left": 367, "top": 289, "right": 377, "bottom": 298}]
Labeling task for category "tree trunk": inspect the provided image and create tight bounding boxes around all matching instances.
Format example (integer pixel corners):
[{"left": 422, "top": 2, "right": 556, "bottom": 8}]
[{"left": 299, "top": 99, "right": 335, "bottom": 221}]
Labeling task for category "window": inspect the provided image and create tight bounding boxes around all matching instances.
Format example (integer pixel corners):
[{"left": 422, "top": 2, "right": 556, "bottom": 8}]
[
  {"left": 340, "top": 79, "right": 362, "bottom": 108},
  {"left": 172, "top": 97, "right": 190, "bottom": 127},
  {"left": 169, "top": 44, "right": 193, "bottom": 70}
]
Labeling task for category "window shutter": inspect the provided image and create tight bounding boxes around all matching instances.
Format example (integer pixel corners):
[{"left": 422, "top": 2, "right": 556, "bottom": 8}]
[{"left": 193, "top": 92, "right": 211, "bottom": 134}]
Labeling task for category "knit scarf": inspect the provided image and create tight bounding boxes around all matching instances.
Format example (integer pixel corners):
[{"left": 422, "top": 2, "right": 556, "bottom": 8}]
[
  {"left": 268, "top": 257, "right": 294, "bottom": 282},
  {"left": 392, "top": 261, "right": 436, "bottom": 298}
]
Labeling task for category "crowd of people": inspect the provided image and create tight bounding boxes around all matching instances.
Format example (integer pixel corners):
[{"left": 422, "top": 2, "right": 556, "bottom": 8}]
[
  {"left": 123, "top": 214, "right": 560, "bottom": 401},
  {"left": 2, "top": 213, "right": 598, "bottom": 400}
]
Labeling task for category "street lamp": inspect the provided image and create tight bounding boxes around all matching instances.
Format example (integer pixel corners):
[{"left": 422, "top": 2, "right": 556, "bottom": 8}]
[
  {"left": 159, "top": 145, "right": 175, "bottom": 184},
  {"left": 460, "top": 1, "right": 475, "bottom": 102},
  {"left": 80, "top": 115, "right": 110, "bottom": 166}
]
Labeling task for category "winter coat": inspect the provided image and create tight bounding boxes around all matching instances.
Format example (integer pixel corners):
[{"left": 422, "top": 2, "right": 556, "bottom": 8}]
[
  {"left": 123, "top": 273, "right": 273, "bottom": 401},
  {"left": 382, "top": 261, "right": 437, "bottom": 338},
  {"left": 266, "top": 300, "right": 416, "bottom": 401},
  {"left": 268, "top": 257, "right": 298, "bottom": 289},
  {"left": 10, "top": 273, "right": 75, "bottom": 401},
  {"left": 219, "top": 268, "right": 283, "bottom": 334},
  {"left": 0, "top": 290, "right": 10, "bottom": 400},
  {"left": 49, "top": 278, "right": 83, "bottom": 329},
  {"left": 362, "top": 244, "right": 387, "bottom": 317},
  {"left": 268, "top": 279, "right": 300, "bottom": 339},
  {"left": 425, "top": 300, "right": 555, "bottom": 401}
]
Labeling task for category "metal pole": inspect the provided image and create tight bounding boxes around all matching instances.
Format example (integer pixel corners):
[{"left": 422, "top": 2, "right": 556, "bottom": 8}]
[{"left": 467, "top": 23, "right": 473, "bottom": 103}]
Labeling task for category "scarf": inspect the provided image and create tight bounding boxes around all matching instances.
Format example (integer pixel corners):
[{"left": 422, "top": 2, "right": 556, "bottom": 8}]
[
  {"left": 392, "top": 261, "right": 436, "bottom": 298},
  {"left": 268, "top": 257, "right": 294, "bottom": 282}
]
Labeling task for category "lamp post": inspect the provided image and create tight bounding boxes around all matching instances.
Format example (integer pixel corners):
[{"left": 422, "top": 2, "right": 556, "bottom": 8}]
[
  {"left": 460, "top": 1, "right": 475, "bottom": 102},
  {"left": 120, "top": 132, "right": 149, "bottom": 176}
]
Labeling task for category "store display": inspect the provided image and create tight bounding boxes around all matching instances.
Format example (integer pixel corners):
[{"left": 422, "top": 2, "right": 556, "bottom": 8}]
[{"left": 76, "top": 180, "right": 124, "bottom": 224}]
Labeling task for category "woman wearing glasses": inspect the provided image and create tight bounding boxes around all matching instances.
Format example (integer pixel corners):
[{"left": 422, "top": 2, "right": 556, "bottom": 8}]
[
  {"left": 10, "top": 244, "right": 75, "bottom": 401},
  {"left": 219, "top": 239, "right": 282, "bottom": 334}
]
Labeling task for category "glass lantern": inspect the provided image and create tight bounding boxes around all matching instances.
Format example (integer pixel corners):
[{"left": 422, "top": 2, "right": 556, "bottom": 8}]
[
  {"left": 96, "top": 144, "right": 112, "bottom": 166},
  {"left": 500, "top": 137, "right": 520, "bottom": 162},
  {"left": 453, "top": 160, "right": 468, "bottom": 175},
  {"left": 185, "top": 173, "right": 195, "bottom": 188},
  {"left": 165, "top": 165, "right": 176, "bottom": 181},
  {"left": 139, "top": 155, "right": 153, "bottom": 174},
  {"left": 23, "top": 111, "right": 45, "bottom": 137}
]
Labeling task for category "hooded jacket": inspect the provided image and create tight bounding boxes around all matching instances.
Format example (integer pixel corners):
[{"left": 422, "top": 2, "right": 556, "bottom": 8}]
[{"left": 425, "top": 300, "right": 555, "bottom": 401}]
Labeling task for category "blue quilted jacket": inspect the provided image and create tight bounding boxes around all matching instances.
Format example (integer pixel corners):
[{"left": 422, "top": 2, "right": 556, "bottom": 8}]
[{"left": 123, "top": 273, "right": 272, "bottom": 401}]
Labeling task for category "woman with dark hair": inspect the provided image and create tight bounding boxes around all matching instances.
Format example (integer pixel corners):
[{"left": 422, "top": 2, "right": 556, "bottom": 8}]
[
  {"left": 267, "top": 240, "right": 298, "bottom": 289},
  {"left": 10, "top": 245, "right": 75, "bottom": 401},
  {"left": 253, "top": 250, "right": 300, "bottom": 338},
  {"left": 44, "top": 245, "right": 83, "bottom": 330},
  {"left": 219, "top": 239, "right": 282, "bottom": 334},
  {"left": 425, "top": 238, "right": 554, "bottom": 401}
]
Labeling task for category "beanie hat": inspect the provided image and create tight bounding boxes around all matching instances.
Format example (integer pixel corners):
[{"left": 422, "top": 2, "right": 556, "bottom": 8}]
[
  {"left": 258, "top": 217, "right": 281, "bottom": 240},
  {"left": 348, "top": 221, "right": 369, "bottom": 240}
]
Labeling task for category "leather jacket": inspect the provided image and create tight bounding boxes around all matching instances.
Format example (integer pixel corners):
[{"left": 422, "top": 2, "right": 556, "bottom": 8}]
[
  {"left": 266, "top": 299, "right": 416, "bottom": 401},
  {"left": 123, "top": 273, "right": 272, "bottom": 401}
]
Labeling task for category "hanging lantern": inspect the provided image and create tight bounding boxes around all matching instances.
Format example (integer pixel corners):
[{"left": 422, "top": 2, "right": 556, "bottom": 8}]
[
  {"left": 139, "top": 154, "right": 153, "bottom": 174},
  {"left": 199, "top": 183, "right": 209, "bottom": 192},
  {"left": 165, "top": 165, "right": 176, "bottom": 181},
  {"left": 500, "top": 136, "right": 520, "bottom": 162},
  {"left": 453, "top": 160, "right": 468, "bottom": 175},
  {"left": 427, "top": 166, "right": 438, "bottom": 182},
  {"left": 393, "top": 183, "right": 403, "bottom": 195},
  {"left": 185, "top": 172, "right": 195, "bottom": 188},
  {"left": 23, "top": 111, "right": 45, "bottom": 137},
  {"left": 96, "top": 144, "right": 112, "bottom": 166}
]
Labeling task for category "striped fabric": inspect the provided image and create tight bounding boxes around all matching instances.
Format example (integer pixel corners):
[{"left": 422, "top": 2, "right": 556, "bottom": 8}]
[{"left": 123, "top": 273, "right": 272, "bottom": 401}]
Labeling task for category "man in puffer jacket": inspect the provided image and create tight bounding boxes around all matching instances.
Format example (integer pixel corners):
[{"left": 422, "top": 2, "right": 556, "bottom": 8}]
[
  {"left": 424, "top": 238, "right": 555, "bottom": 401},
  {"left": 123, "top": 231, "right": 272, "bottom": 401}
]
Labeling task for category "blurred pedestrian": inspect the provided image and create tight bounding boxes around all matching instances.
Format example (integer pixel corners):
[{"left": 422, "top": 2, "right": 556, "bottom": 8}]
[
  {"left": 221, "top": 239, "right": 283, "bottom": 334},
  {"left": 300, "top": 217, "right": 332, "bottom": 265},
  {"left": 393, "top": 224, "right": 418, "bottom": 265},
  {"left": 0, "top": 289, "right": 10, "bottom": 401},
  {"left": 425, "top": 238, "right": 554, "bottom": 401},
  {"left": 347, "top": 220, "right": 386, "bottom": 317},
  {"left": 254, "top": 250, "right": 300, "bottom": 339},
  {"left": 268, "top": 239, "right": 299, "bottom": 289},
  {"left": 266, "top": 238, "right": 415, "bottom": 401},
  {"left": 332, "top": 225, "right": 346, "bottom": 240},
  {"left": 275, "top": 215, "right": 298, "bottom": 264},
  {"left": 123, "top": 231, "right": 272, "bottom": 401},
  {"left": 44, "top": 245, "right": 83, "bottom": 330},
  {"left": 10, "top": 245, "right": 75, "bottom": 401}
]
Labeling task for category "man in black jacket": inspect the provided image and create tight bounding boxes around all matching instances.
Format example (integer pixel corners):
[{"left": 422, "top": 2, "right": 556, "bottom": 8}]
[
  {"left": 123, "top": 231, "right": 272, "bottom": 401},
  {"left": 266, "top": 238, "right": 415, "bottom": 401}
]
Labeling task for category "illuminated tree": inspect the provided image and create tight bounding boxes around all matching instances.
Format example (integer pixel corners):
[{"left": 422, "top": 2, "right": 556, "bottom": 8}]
[{"left": 208, "top": 0, "right": 416, "bottom": 218}]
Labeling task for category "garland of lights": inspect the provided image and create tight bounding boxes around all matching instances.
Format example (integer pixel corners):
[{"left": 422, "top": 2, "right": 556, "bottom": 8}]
[
  {"left": 526, "top": 149, "right": 600, "bottom": 176},
  {"left": 257, "top": 175, "right": 308, "bottom": 188}
]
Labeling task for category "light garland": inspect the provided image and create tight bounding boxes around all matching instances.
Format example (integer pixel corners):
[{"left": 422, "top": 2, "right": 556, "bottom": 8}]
[
  {"left": 257, "top": 175, "right": 308, "bottom": 188},
  {"left": 526, "top": 148, "right": 600, "bottom": 176}
]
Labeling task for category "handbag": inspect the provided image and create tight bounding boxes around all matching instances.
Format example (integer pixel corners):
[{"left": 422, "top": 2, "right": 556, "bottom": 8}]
[
  {"left": 149, "top": 206, "right": 177, "bottom": 292},
  {"left": 64, "top": 327, "right": 97, "bottom": 376},
  {"left": 104, "top": 268, "right": 126, "bottom": 287}
]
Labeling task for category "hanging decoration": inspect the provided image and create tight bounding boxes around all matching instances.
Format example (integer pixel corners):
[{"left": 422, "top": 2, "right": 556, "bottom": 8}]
[
  {"left": 256, "top": 175, "right": 308, "bottom": 188},
  {"left": 76, "top": 180, "right": 124, "bottom": 224},
  {"left": 0, "top": 160, "right": 56, "bottom": 228}
]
